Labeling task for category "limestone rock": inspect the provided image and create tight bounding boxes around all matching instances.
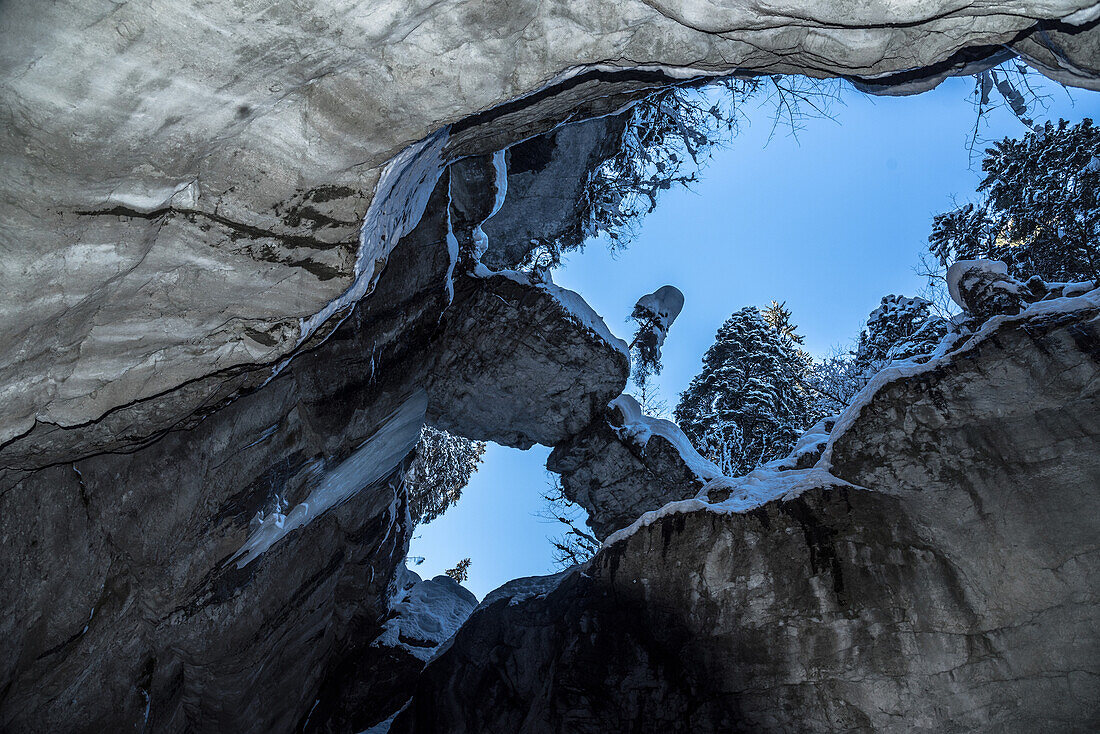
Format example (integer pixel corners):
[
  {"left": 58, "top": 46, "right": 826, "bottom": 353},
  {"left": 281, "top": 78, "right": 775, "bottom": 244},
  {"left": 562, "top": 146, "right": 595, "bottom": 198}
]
[
  {"left": 3, "top": 0, "right": 1099, "bottom": 462},
  {"left": 548, "top": 396, "right": 718, "bottom": 540},
  {"left": 390, "top": 291, "right": 1100, "bottom": 733},
  {"left": 427, "top": 271, "right": 630, "bottom": 449}
]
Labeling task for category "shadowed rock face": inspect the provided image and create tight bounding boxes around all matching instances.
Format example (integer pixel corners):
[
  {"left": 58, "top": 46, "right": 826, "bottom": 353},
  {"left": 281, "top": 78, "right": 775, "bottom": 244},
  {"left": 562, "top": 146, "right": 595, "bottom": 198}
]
[
  {"left": 3, "top": 3, "right": 1100, "bottom": 733},
  {"left": 390, "top": 304, "right": 1100, "bottom": 734},
  {"left": 0, "top": 163, "right": 630, "bottom": 732}
]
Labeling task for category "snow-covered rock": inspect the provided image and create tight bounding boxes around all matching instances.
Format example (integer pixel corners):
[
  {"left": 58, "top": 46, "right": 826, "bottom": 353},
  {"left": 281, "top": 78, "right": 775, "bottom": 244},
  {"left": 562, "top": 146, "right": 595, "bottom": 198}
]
[
  {"left": 946, "top": 258, "right": 1030, "bottom": 318},
  {"left": 548, "top": 394, "right": 720, "bottom": 539},
  {"left": 3, "top": 0, "right": 1100, "bottom": 467},
  {"left": 374, "top": 567, "right": 478, "bottom": 663},
  {"left": 391, "top": 287, "right": 1100, "bottom": 733}
]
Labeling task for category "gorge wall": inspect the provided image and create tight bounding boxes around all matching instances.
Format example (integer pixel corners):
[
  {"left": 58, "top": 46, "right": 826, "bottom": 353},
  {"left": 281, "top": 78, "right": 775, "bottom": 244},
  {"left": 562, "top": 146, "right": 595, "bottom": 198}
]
[{"left": 2, "top": 1, "right": 1100, "bottom": 732}]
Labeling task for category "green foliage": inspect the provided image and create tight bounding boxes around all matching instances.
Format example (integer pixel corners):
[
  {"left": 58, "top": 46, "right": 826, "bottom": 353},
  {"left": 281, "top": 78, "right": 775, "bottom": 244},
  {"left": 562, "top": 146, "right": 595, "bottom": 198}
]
[
  {"left": 405, "top": 426, "right": 486, "bottom": 526},
  {"left": 930, "top": 118, "right": 1100, "bottom": 281},
  {"left": 444, "top": 558, "right": 471, "bottom": 583},
  {"left": 675, "top": 305, "right": 812, "bottom": 476}
]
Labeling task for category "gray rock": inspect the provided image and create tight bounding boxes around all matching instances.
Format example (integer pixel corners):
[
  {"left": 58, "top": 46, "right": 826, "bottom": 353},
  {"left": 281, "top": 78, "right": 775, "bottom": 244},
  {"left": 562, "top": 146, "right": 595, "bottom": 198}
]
[
  {"left": 548, "top": 400, "right": 709, "bottom": 540},
  {"left": 482, "top": 113, "right": 630, "bottom": 269},
  {"left": 3, "top": 0, "right": 1098, "bottom": 460},
  {"left": 390, "top": 295, "right": 1100, "bottom": 733},
  {"left": 427, "top": 271, "right": 630, "bottom": 449}
]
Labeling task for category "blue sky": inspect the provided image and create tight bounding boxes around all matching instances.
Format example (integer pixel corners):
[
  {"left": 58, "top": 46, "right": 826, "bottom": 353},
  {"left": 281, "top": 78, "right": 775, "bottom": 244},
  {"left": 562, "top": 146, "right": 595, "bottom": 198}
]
[{"left": 410, "top": 73, "right": 1100, "bottom": 599}]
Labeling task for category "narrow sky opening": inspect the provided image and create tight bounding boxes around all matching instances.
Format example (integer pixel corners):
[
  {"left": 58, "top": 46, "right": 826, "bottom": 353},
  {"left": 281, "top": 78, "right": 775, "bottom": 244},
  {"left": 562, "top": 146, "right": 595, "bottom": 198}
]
[{"left": 408, "top": 74, "right": 1100, "bottom": 600}]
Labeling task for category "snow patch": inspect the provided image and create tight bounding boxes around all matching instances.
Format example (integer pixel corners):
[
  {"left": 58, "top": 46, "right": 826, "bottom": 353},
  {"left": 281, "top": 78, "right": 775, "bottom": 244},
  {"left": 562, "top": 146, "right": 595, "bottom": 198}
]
[
  {"left": 539, "top": 275, "right": 630, "bottom": 357},
  {"left": 299, "top": 130, "right": 450, "bottom": 344},
  {"left": 373, "top": 565, "right": 478, "bottom": 662},
  {"left": 231, "top": 392, "right": 427, "bottom": 567},
  {"left": 478, "top": 569, "right": 575, "bottom": 611},
  {"left": 946, "top": 258, "right": 1011, "bottom": 309},
  {"left": 603, "top": 465, "right": 858, "bottom": 548},
  {"left": 609, "top": 394, "right": 721, "bottom": 483},
  {"left": 471, "top": 267, "right": 629, "bottom": 356}
]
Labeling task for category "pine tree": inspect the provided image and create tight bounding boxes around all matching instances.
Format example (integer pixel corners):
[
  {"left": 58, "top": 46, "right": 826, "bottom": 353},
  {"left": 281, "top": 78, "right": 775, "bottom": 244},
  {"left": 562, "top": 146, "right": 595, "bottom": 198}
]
[
  {"left": 405, "top": 426, "right": 486, "bottom": 526},
  {"left": 675, "top": 306, "right": 812, "bottom": 476},
  {"left": 803, "top": 295, "right": 948, "bottom": 417},
  {"left": 444, "top": 558, "right": 471, "bottom": 583},
  {"left": 851, "top": 295, "right": 947, "bottom": 378},
  {"left": 929, "top": 118, "right": 1100, "bottom": 281},
  {"left": 761, "top": 300, "right": 805, "bottom": 344}
]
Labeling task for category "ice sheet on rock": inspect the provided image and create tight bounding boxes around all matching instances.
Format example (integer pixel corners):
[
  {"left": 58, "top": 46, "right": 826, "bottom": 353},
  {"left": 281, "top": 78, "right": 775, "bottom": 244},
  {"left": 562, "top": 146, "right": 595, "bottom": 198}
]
[
  {"left": 231, "top": 391, "right": 428, "bottom": 567},
  {"left": 373, "top": 565, "right": 478, "bottom": 662},
  {"left": 300, "top": 129, "right": 450, "bottom": 344},
  {"left": 469, "top": 148, "right": 509, "bottom": 262},
  {"left": 608, "top": 394, "right": 721, "bottom": 482}
]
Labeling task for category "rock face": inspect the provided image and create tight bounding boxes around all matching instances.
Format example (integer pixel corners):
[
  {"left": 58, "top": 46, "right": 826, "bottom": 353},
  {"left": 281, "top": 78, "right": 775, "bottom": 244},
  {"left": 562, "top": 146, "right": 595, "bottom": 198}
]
[
  {"left": 428, "top": 271, "right": 630, "bottom": 449},
  {"left": 0, "top": 161, "right": 630, "bottom": 732},
  {"left": 481, "top": 113, "right": 630, "bottom": 269},
  {"left": 4, "top": 3, "right": 1100, "bottom": 733},
  {"left": 3, "top": 0, "right": 1100, "bottom": 464},
  {"left": 548, "top": 395, "right": 719, "bottom": 540},
  {"left": 391, "top": 293, "right": 1100, "bottom": 733}
]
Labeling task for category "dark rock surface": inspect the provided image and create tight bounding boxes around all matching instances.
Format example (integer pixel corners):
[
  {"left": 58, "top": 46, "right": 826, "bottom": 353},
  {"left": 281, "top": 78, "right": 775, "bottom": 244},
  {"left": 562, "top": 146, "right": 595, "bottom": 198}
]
[
  {"left": 428, "top": 272, "right": 629, "bottom": 449},
  {"left": 548, "top": 400, "right": 711, "bottom": 540},
  {"left": 0, "top": 163, "right": 630, "bottom": 732},
  {"left": 391, "top": 299, "right": 1100, "bottom": 733},
  {"left": 3, "top": 4, "right": 1100, "bottom": 733},
  {"left": 482, "top": 113, "right": 630, "bottom": 269}
]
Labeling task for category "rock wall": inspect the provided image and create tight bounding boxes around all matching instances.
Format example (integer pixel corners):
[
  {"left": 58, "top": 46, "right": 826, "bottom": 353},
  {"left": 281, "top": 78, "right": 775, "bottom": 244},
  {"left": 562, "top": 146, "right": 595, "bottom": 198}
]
[
  {"left": 3, "top": 0, "right": 1100, "bottom": 464},
  {"left": 3, "top": 2, "right": 1100, "bottom": 733},
  {"left": 390, "top": 295, "right": 1100, "bottom": 733}
]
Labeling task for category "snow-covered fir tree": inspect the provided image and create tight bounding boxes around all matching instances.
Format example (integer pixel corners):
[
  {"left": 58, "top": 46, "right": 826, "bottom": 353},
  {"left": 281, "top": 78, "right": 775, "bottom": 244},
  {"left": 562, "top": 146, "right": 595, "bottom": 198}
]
[
  {"left": 675, "top": 306, "right": 812, "bottom": 477},
  {"left": 405, "top": 425, "right": 486, "bottom": 526},
  {"left": 803, "top": 295, "right": 948, "bottom": 417},
  {"left": 929, "top": 118, "right": 1100, "bottom": 282}
]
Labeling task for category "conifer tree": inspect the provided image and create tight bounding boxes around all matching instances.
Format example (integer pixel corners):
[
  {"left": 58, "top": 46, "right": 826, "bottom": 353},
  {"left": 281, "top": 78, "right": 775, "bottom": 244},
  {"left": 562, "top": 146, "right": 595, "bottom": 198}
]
[
  {"left": 929, "top": 118, "right": 1100, "bottom": 281},
  {"left": 803, "top": 295, "right": 948, "bottom": 417},
  {"left": 675, "top": 306, "right": 812, "bottom": 476},
  {"left": 405, "top": 426, "right": 486, "bottom": 526}
]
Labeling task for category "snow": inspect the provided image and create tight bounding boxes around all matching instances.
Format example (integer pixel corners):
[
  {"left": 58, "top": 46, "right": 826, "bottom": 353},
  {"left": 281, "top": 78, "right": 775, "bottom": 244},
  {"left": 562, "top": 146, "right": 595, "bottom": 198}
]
[
  {"left": 539, "top": 276, "right": 630, "bottom": 357},
  {"left": 471, "top": 266, "right": 630, "bottom": 356},
  {"left": 946, "top": 258, "right": 1010, "bottom": 309},
  {"left": 373, "top": 564, "right": 478, "bottom": 662},
  {"left": 478, "top": 568, "right": 575, "bottom": 611},
  {"left": 603, "top": 465, "right": 858, "bottom": 548},
  {"left": 606, "top": 284, "right": 1100, "bottom": 550},
  {"left": 299, "top": 129, "right": 450, "bottom": 345},
  {"left": 631, "top": 284, "right": 685, "bottom": 361},
  {"left": 822, "top": 282, "right": 1100, "bottom": 468},
  {"left": 609, "top": 394, "right": 722, "bottom": 483},
  {"left": 231, "top": 391, "right": 427, "bottom": 568},
  {"left": 633, "top": 285, "right": 684, "bottom": 333}
]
